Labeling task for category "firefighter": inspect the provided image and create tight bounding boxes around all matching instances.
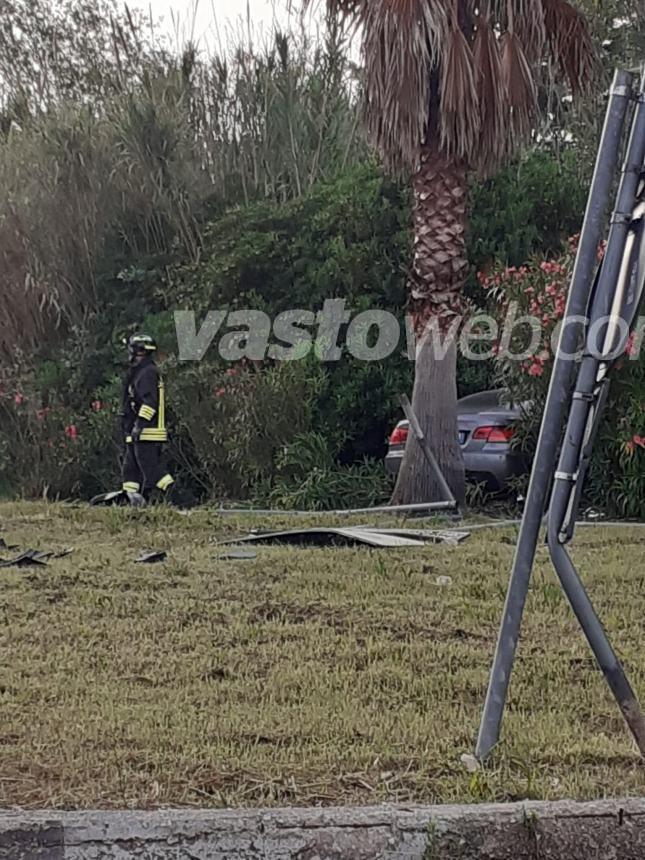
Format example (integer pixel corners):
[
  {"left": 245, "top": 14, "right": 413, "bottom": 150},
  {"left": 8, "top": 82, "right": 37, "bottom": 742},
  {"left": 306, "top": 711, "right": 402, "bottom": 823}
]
[{"left": 121, "top": 334, "right": 175, "bottom": 505}]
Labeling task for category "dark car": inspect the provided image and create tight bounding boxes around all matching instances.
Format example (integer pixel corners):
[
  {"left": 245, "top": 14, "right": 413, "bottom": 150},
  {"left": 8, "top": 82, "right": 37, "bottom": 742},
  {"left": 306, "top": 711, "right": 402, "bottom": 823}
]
[{"left": 385, "top": 389, "right": 528, "bottom": 491}]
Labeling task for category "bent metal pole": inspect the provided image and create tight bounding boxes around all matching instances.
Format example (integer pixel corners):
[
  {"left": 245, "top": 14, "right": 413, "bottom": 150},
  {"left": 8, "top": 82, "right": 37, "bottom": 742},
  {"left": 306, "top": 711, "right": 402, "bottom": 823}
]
[
  {"left": 475, "top": 69, "right": 634, "bottom": 762},
  {"left": 546, "top": 274, "right": 645, "bottom": 752},
  {"left": 546, "top": 78, "right": 645, "bottom": 753}
]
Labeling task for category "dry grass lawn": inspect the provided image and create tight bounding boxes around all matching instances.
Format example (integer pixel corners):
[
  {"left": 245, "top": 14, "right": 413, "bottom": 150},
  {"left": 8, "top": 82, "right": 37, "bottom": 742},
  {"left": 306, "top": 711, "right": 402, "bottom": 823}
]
[{"left": 0, "top": 501, "right": 644, "bottom": 810}]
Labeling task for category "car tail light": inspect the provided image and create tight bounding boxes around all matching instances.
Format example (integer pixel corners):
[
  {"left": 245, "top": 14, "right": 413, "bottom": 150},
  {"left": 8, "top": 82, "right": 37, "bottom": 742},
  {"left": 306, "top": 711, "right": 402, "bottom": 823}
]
[
  {"left": 389, "top": 425, "right": 409, "bottom": 445},
  {"left": 472, "top": 425, "right": 514, "bottom": 443}
]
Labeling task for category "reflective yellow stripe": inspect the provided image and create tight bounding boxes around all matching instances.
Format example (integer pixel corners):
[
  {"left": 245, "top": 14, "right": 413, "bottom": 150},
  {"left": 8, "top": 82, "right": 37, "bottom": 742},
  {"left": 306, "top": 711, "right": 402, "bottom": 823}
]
[
  {"left": 139, "top": 429, "right": 168, "bottom": 442},
  {"left": 157, "top": 474, "right": 175, "bottom": 491},
  {"left": 134, "top": 379, "right": 166, "bottom": 441},
  {"left": 125, "top": 435, "right": 133, "bottom": 444},
  {"left": 139, "top": 405, "right": 156, "bottom": 421},
  {"left": 158, "top": 381, "right": 165, "bottom": 430},
  {"left": 122, "top": 482, "right": 140, "bottom": 493}
]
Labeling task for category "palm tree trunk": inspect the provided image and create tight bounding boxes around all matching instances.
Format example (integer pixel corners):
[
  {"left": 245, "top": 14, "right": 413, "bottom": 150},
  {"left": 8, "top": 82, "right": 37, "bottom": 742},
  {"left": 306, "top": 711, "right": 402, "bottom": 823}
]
[{"left": 391, "top": 145, "right": 468, "bottom": 505}]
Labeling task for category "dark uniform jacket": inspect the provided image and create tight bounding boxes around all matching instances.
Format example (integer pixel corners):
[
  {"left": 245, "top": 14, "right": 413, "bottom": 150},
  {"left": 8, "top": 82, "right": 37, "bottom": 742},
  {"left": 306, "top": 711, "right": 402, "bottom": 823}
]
[{"left": 121, "top": 356, "right": 168, "bottom": 443}]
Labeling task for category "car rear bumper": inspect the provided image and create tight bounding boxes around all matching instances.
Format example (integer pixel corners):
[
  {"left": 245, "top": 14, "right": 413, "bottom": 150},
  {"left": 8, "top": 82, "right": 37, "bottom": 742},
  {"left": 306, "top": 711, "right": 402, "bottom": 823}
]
[
  {"left": 464, "top": 450, "right": 526, "bottom": 490},
  {"left": 385, "top": 446, "right": 526, "bottom": 490},
  {"left": 385, "top": 449, "right": 404, "bottom": 475}
]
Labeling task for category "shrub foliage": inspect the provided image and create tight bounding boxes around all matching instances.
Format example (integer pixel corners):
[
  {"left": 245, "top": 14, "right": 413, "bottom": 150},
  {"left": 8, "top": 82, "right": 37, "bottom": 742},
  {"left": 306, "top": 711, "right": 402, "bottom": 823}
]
[{"left": 484, "top": 241, "right": 645, "bottom": 518}]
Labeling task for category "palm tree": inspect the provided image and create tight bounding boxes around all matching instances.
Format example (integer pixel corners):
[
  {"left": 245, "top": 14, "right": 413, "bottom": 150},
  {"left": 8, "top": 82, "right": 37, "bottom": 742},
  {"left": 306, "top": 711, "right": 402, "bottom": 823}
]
[{"left": 299, "top": 0, "right": 594, "bottom": 504}]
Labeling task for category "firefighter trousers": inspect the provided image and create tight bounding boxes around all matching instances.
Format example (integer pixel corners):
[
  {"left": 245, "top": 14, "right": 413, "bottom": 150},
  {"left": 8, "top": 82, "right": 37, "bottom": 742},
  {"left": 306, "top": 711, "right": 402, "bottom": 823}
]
[{"left": 122, "top": 441, "right": 174, "bottom": 497}]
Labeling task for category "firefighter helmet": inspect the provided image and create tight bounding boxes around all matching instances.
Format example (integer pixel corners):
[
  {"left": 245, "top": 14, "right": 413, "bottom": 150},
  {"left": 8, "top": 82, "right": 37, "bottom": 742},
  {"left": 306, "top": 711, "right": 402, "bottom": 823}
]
[{"left": 126, "top": 334, "right": 157, "bottom": 364}]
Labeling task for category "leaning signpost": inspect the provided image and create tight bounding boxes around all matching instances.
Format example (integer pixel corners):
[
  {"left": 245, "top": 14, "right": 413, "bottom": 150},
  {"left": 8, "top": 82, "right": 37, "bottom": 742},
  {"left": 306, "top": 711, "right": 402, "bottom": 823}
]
[{"left": 477, "top": 68, "right": 645, "bottom": 760}]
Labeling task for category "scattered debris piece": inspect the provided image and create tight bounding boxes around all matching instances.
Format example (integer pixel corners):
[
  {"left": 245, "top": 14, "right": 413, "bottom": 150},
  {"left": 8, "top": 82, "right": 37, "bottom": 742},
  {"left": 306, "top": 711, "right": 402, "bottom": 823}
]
[
  {"left": 583, "top": 507, "right": 605, "bottom": 521},
  {"left": 0, "top": 546, "right": 74, "bottom": 568},
  {"left": 90, "top": 490, "right": 148, "bottom": 508},
  {"left": 220, "top": 528, "right": 427, "bottom": 549},
  {"left": 135, "top": 550, "right": 167, "bottom": 564},
  {"left": 221, "top": 527, "right": 470, "bottom": 549},
  {"left": 435, "top": 575, "right": 453, "bottom": 587},
  {"left": 359, "top": 528, "right": 470, "bottom": 546},
  {"left": 0, "top": 550, "right": 49, "bottom": 569},
  {"left": 218, "top": 549, "right": 258, "bottom": 561},
  {"left": 460, "top": 753, "right": 480, "bottom": 773},
  {"left": 90, "top": 491, "right": 127, "bottom": 507},
  {"left": 0, "top": 538, "right": 18, "bottom": 551}
]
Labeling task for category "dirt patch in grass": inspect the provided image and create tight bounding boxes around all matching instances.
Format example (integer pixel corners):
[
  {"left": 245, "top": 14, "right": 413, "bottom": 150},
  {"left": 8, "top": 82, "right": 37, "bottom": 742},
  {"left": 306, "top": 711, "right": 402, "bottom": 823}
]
[{"left": 0, "top": 502, "right": 644, "bottom": 809}]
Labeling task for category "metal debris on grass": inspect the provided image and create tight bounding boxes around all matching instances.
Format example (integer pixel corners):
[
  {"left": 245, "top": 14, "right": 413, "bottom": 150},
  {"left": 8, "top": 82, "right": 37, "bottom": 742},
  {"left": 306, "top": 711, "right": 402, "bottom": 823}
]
[
  {"left": 0, "top": 546, "right": 75, "bottom": 568},
  {"left": 135, "top": 550, "right": 168, "bottom": 564},
  {"left": 0, "top": 550, "right": 50, "bottom": 569},
  {"left": 89, "top": 491, "right": 126, "bottom": 507},
  {"left": 219, "top": 527, "right": 470, "bottom": 550},
  {"left": 359, "top": 528, "right": 470, "bottom": 546},
  {"left": 34, "top": 548, "right": 75, "bottom": 561}
]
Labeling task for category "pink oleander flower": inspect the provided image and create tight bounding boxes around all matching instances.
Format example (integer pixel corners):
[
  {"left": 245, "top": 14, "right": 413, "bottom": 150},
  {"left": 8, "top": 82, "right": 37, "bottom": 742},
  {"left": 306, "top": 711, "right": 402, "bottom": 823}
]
[{"left": 625, "top": 332, "right": 638, "bottom": 357}]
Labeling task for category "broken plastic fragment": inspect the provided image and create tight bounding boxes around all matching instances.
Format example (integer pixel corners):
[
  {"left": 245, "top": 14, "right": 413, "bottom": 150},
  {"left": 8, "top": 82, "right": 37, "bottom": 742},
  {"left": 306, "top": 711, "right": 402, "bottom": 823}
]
[
  {"left": 135, "top": 550, "right": 167, "bottom": 564},
  {"left": 0, "top": 550, "right": 49, "bottom": 569},
  {"left": 460, "top": 753, "right": 480, "bottom": 773}
]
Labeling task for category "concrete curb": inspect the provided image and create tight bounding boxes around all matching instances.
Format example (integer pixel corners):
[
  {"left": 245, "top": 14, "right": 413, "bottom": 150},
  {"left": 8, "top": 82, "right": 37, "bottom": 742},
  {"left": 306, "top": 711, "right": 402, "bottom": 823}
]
[{"left": 1, "top": 798, "right": 645, "bottom": 859}]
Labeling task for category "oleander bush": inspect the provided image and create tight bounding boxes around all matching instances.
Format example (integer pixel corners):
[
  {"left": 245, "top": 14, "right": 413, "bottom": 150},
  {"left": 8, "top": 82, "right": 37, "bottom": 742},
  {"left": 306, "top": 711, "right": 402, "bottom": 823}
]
[{"left": 483, "top": 240, "right": 645, "bottom": 518}]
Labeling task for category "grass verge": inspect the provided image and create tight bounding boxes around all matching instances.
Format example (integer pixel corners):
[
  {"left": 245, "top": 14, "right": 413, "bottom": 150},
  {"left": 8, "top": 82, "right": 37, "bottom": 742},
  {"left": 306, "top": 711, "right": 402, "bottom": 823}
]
[{"left": 0, "top": 502, "right": 644, "bottom": 809}]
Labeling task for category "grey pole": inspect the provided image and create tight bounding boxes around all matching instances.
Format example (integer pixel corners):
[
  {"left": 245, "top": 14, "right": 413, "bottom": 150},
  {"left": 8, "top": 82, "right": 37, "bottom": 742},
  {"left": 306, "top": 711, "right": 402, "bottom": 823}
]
[{"left": 475, "top": 70, "right": 634, "bottom": 762}]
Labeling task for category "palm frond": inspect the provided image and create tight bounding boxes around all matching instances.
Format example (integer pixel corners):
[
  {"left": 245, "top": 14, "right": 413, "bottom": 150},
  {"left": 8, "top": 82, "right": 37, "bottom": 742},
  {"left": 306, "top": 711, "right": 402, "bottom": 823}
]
[
  {"left": 514, "top": 0, "right": 546, "bottom": 63},
  {"left": 543, "top": 0, "right": 595, "bottom": 93},
  {"left": 473, "top": 13, "right": 507, "bottom": 176},
  {"left": 500, "top": 29, "right": 537, "bottom": 146},
  {"left": 363, "top": 0, "right": 446, "bottom": 172},
  {"left": 439, "top": 20, "right": 479, "bottom": 161},
  {"left": 327, "top": 0, "right": 365, "bottom": 16}
]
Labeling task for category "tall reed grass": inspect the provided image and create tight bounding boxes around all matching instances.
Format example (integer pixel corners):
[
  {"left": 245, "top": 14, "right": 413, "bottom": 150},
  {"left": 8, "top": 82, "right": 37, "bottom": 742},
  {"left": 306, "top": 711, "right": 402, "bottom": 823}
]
[{"left": 0, "top": 0, "right": 363, "bottom": 358}]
